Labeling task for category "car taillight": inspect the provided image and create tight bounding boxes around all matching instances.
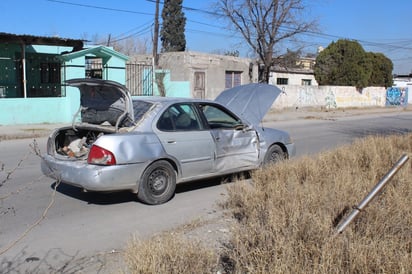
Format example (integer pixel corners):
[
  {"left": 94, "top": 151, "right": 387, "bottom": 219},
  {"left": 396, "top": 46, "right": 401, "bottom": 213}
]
[
  {"left": 87, "top": 145, "right": 116, "bottom": 165},
  {"left": 47, "top": 138, "right": 54, "bottom": 155}
]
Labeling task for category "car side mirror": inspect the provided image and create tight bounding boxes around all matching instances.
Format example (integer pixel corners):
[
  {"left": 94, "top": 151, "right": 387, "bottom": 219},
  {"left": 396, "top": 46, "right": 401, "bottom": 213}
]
[{"left": 234, "top": 123, "right": 252, "bottom": 131}]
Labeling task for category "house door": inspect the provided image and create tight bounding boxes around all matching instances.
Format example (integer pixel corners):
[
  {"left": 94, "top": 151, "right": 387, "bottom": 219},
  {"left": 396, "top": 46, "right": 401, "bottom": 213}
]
[{"left": 193, "top": 71, "right": 205, "bottom": 99}]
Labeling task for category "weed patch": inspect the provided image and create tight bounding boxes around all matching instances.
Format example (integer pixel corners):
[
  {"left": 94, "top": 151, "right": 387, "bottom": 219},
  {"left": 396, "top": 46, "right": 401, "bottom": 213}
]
[{"left": 124, "top": 134, "right": 412, "bottom": 273}]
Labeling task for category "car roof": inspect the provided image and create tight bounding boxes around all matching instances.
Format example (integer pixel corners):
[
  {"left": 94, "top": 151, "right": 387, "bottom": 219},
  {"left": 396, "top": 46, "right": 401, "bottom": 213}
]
[{"left": 132, "top": 96, "right": 214, "bottom": 104}]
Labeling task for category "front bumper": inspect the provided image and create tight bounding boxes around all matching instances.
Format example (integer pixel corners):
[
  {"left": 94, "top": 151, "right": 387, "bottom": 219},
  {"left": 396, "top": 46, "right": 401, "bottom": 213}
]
[
  {"left": 286, "top": 143, "right": 296, "bottom": 158},
  {"left": 41, "top": 154, "right": 147, "bottom": 192}
]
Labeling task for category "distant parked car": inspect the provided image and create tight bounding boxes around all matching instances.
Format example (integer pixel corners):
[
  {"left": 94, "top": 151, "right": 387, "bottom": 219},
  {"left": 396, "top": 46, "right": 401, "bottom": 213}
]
[{"left": 41, "top": 79, "right": 295, "bottom": 204}]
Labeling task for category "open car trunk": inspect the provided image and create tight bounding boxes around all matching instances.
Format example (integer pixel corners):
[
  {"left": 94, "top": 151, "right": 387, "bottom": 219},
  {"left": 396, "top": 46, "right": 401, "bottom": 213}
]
[
  {"left": 52, "top": 125, "right": 116, "bottom": 160},
  {"left": 51, "top": 79, "right": 136, "bottom": 160}
]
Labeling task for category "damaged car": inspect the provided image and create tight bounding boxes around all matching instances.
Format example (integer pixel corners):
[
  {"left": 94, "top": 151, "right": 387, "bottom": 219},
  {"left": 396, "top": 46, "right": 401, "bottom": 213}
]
[{"left": 41, "top": 78, "right": 295, "bottom": 205}]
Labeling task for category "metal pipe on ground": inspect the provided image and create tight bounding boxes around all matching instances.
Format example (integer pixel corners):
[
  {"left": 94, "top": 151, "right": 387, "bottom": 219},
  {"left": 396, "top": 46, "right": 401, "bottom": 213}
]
[{"left": 335, "top": 153, "right": 409, "bottom": 235}]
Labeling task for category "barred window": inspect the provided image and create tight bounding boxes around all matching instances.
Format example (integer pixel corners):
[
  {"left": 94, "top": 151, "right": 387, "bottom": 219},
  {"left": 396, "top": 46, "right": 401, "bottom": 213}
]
[
  {"left": 302, "top": 79, "right": 312, "bottom": 86},
  {"left": 85, "top": 57, "right": 103, "bottom": 79},
  {"left": 225, "top": 71, "right": 242, "bottom": 89},
  {"left": 40, "top": 62, "right": 61, "bottom": 84},
  {"left": 276, "top": 78, "right": 288, "bottom": 85}
]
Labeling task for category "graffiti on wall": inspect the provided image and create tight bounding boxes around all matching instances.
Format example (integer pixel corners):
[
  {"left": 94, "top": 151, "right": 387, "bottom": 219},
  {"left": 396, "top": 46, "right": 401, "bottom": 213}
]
[
  {"left": 386, "top": 87, "right": 408, "bottom": 106},
  {"left": 325, "top": 89, "right": 337, "bottom": 109},
  {"left": 295, "top": 86, "right": 319, "bottom": 107}
]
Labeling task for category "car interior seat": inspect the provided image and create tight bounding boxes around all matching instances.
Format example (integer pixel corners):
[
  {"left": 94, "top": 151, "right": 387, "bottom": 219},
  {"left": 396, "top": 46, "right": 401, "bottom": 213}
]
[{"left": 175, "top": 113, "right": 192, "bottom": 129}]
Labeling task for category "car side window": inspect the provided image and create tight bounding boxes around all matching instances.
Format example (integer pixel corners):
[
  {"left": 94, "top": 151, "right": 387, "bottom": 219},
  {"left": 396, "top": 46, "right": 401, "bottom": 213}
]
[
  {"left": 199, "top": 104, "right": 242, "bottom": 129},
  {"left": 157, "top": 104, "right": 201, "bottom": 131}
]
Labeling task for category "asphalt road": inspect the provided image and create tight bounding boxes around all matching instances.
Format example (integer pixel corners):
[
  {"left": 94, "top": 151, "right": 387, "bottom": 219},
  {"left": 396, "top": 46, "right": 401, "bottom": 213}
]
[{"left": 1, "top": 111, "right": 411, "bottom": 273}]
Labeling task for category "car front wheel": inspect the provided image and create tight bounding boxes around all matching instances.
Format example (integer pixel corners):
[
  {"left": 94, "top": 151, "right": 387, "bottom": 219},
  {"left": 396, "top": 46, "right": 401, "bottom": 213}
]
[
  {"left": 138, "top": 160, "right": 176, "bottom": 205},
  {"left": 263, "top": 144, "right": 286, "bottom": 166}
]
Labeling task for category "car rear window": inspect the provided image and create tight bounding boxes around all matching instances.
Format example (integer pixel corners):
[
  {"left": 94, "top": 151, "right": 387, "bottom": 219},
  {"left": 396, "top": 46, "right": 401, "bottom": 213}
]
[{"left": 132, "top": 100, "right": 154, "bottom": 122}]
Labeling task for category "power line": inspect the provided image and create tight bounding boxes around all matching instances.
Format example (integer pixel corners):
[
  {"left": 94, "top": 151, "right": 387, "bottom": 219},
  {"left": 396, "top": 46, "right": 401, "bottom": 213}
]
[
  {"left": 47, "top": 0, "right": 412, "bottom": 62},
  {"left": 111, "top": 20, "right": 154, "bottom": 40},
  {"left": 145, "top": 0, "right": 222, "bottom": 17},
  {"left": 109, "top": 25, "right": 153, "bottom": 44},
  {"left": 47, "top": 0, "right": 153, "bottom": 16}
]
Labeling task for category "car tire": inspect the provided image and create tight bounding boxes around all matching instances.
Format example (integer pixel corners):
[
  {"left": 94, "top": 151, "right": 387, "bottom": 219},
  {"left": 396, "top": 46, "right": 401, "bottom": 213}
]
[
  {"left": 137, "top": 160, "right": 176, "bottom": 205},
  {"left": 263, "top": 144, "right": 286, "bottom": 166}
]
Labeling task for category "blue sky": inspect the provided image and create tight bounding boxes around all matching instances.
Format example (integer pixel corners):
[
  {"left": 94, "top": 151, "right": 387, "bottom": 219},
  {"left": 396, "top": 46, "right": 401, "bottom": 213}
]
[{"left": 1, "top": 0, "right": 411, "bottom": 74}]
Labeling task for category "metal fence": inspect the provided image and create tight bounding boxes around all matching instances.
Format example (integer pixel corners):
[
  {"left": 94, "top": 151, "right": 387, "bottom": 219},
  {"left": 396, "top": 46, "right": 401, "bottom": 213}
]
[{"left": 126, "top": 63, "right": 154, "bottom": 96}]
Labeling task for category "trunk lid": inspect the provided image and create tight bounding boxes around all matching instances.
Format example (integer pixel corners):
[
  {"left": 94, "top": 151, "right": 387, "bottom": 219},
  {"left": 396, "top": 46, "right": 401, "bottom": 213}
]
[{"left": 67, "top": 78, "right": 135, "bottom": 128}]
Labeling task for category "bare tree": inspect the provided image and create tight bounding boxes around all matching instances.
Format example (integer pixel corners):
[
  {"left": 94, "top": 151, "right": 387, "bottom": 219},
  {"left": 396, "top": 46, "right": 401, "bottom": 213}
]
[
  {"left": 111, "top": 37, "right": 150, "bottom": 56},
  {"left": 81, "top": 33, "right": 150, "bottom": 56},
  {"left": 215, "top": 0, "right": 317, "bottom": 83}
]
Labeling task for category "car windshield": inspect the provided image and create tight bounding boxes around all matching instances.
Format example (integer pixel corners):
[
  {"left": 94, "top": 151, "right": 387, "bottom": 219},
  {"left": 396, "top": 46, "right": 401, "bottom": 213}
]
[{"left": 132, "top": 100, "right": 154, "bottom": 122}]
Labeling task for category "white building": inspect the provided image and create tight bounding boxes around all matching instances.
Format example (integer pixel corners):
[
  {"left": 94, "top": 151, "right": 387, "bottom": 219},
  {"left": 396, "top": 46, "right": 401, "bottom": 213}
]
[
  {"left": 393, "top": 74, "right": 412, "bottom": 87},
  {"left": 269, "top": 57, "right": 318, "bottom": 86}
]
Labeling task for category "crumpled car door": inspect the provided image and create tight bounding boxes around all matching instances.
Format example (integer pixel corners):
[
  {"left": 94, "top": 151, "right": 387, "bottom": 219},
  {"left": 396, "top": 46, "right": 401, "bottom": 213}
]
[
  {"left": 198, "top": 102, "right": 259, "bottom": 172},
  {"left": 210, "top": 127, "right": 259, "bottom": 172}
]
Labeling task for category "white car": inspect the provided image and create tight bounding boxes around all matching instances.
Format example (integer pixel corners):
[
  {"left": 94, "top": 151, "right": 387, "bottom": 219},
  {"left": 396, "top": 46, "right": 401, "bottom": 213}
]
[{"left": 41, "top": 78, "right": 295, "bottom": 204}]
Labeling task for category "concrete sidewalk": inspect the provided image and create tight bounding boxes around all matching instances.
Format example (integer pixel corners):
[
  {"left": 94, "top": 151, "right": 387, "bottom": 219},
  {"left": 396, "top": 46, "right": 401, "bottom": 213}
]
[
  {"left": 0, "top": 123, "right": 67, "bottom": 141},
  {"left": 0, "top": 106, "right": 410, "bottom": 141}
]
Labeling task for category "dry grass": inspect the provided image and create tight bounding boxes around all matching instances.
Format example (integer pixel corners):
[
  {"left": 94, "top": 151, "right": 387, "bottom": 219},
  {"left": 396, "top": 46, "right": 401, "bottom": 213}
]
[
  {"left": 124, "top": 233, "right": 218, "bottom": 274},
  {"left": 124, "top": 133, "right": 412, "bottom": 274},
  {"left": 222, "top": 134, "right": 412, "bottom": 273}
]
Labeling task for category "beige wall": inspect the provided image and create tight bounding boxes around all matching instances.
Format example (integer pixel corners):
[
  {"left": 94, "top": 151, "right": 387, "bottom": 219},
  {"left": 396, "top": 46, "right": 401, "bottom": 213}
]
[
  {"left": 129, "top": 53, "right": 391, "bottom": 109},
  {"left": 272, "top": 85, "right": 387, "bottom": 109},
  {"left": 158, "top": 52, "right": 258, "bottom": 99}
]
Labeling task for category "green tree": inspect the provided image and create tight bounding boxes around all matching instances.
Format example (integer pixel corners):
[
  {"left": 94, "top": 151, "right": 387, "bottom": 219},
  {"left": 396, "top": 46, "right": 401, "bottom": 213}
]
[
  {"left": 367, "top": 52, "right": 393, "bottom": 87},
  {"left": 160, "top": 0, "right": 186, "bottom": 52},
  {"left": 314, "top": 39, "right": 372, "bottom": 89}
]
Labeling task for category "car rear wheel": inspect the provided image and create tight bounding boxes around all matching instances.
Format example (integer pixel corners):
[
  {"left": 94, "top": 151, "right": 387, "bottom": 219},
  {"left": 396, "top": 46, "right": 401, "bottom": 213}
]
[
  {"left": 263, "top": 144, "right": 286, "bottom": 166},
  {"left": 137, "top": 160, "right": 176, "bottom": 205}
]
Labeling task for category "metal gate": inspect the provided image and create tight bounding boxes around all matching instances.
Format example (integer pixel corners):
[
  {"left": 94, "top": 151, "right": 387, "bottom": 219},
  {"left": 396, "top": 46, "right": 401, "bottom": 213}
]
[{"left": 126, "top": 63, "right": 154, "bottom": 96}]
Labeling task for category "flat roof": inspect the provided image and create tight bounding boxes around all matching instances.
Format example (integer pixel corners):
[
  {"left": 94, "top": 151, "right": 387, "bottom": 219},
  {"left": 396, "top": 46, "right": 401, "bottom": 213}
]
[{"left": 0, "top": 32, "right": 83, "bottom": 50}]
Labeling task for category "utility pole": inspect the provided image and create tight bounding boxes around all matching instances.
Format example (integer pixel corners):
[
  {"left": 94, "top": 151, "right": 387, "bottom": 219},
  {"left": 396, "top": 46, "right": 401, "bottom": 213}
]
[
  {"left": 107, "top": 34, "right": 111, "bottom": 46},
  {"left": 153, "top": 0, "right": 159, "bottom": 66}
]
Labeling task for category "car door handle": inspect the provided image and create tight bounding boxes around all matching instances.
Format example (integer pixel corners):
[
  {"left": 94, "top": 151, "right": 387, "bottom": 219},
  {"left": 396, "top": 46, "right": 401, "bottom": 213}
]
[{"left": 167, "top": 140, "right": 176, "bottom": 144}]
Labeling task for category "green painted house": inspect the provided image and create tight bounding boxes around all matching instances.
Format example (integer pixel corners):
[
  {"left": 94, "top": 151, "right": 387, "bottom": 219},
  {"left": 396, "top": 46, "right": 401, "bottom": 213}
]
[{"left": 0, "top": 33, "right": 128, "bottom": 125}]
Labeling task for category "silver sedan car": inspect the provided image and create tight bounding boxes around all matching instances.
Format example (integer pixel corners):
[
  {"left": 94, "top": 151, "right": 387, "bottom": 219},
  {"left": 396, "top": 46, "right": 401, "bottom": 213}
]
[{"left": 41, "top": 78, "right": 295, "bottom": 204}]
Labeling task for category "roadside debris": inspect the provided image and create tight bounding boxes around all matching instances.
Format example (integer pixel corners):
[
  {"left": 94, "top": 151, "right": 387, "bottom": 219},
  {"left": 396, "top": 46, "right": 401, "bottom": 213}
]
[
  {"left": 334, "top": 154, "right": 409, "bottom": 235},
  {"left": 60, "top": 137, "right": 88, "bottom": 158}
]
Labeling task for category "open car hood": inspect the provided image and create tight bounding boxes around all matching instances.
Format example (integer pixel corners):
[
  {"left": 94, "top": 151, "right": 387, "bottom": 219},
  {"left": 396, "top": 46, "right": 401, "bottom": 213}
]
[
  {"left": 215, "top": 83, "right": 282, "bottom": 126},
  {"left": 67, "top": 78, "right": 134, "bottom": 128}
]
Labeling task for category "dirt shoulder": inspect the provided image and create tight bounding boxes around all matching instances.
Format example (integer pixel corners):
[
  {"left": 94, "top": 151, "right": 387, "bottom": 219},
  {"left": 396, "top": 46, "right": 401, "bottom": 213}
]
[{"left": 264, "top": 105, "right": 412, "bottom": 123}]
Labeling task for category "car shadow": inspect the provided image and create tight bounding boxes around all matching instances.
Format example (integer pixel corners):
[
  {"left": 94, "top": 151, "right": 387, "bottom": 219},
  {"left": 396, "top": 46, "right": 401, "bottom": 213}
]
[
  {"left": 51, "top": 172, "right": 251, "bottom": 205},
  {"left": 52, "top": 182, "right": 138, "bottom": 205},
  {"left": 336, "top": 126, "right": 412, "bottom": 138},
  {"left": 175, "top": 171, "right": 251, "bottom": 194}
]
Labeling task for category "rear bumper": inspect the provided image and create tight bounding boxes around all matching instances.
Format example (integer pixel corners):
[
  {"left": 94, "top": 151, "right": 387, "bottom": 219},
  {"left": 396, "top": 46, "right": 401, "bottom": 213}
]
[{"left": 41, "top": 154, "right": 146, "bottom": 192}]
